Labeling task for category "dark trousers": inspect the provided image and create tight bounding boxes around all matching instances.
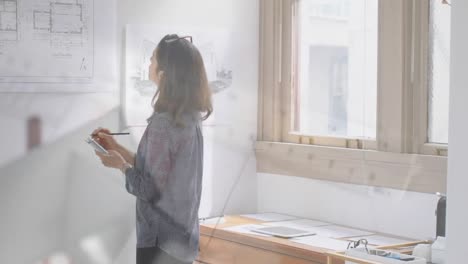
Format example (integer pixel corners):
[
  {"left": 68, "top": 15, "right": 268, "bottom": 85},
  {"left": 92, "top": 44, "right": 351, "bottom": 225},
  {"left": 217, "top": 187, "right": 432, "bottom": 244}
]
[{"left": 136, "top": 246, "right": 192, "bottom": 264}]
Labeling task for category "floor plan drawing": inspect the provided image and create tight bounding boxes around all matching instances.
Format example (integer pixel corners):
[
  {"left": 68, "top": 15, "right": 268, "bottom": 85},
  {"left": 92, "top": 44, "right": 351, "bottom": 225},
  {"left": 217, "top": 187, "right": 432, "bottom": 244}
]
[
  {"left": 50, "top": 2, "right": 84, "bottom": 34},
  {"left": 32, "top": 0, "right": 88, "bottom": 46},
  {"left": 0, "top": 0, "right": 94, "bottom": 83},
  {"left": 0, "top": 0, "right": 18, "bottom": 41}
]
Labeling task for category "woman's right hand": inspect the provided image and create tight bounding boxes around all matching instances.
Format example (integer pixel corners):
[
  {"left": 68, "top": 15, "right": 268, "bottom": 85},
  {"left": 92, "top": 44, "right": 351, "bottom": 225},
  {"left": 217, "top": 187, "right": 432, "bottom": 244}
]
[{"left": 92, "top": 127, "right": 120, "bottom": 151}]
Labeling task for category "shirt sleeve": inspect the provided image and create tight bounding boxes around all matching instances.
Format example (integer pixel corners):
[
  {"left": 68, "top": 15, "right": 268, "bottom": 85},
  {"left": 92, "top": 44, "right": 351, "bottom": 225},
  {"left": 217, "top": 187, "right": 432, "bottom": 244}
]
[{"left": 125, "top": 116, "right": 172, "bottom": 202}]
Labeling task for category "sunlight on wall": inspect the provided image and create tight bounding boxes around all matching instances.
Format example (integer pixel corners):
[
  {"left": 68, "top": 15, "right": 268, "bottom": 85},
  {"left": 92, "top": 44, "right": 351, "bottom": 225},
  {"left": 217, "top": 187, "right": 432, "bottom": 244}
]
[{"left": 80, "top": 236, "right": 112, "bottom": 264}]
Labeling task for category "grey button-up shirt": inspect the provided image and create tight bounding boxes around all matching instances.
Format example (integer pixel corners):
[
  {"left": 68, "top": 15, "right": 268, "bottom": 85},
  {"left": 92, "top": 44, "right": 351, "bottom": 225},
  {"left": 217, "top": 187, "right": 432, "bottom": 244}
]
[{"left": 124, "top": 112, "right": 203, "bottom": 262}]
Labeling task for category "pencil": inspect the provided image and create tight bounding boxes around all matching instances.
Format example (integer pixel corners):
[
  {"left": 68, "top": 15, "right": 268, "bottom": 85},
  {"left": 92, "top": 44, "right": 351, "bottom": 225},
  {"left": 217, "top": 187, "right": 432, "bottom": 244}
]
[{"left": 91, "top": 132, "right": 131, "bottom": 136}]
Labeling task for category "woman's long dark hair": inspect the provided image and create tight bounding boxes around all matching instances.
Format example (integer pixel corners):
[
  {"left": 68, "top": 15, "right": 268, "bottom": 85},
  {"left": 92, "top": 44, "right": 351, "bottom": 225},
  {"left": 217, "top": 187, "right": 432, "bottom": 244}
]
[{"left": 152, "top": 34, "right": 213, "bottom": 126}]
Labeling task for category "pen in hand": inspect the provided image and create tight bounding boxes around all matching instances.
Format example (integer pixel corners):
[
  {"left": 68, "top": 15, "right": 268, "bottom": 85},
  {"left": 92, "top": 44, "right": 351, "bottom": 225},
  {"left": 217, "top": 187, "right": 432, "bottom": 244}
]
[{"left": 91, "top": 132, "right": 131, "bottom": 136}]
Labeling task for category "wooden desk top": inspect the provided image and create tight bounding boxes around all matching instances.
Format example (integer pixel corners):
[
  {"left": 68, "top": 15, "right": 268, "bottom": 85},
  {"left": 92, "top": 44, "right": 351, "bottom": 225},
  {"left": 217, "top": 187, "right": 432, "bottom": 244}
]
[
  {"left": 200, "top": 216, "right": 341, "bottom": 263},
  {"left": 199, "top": 215, "right": 424, "bottom": 264}
]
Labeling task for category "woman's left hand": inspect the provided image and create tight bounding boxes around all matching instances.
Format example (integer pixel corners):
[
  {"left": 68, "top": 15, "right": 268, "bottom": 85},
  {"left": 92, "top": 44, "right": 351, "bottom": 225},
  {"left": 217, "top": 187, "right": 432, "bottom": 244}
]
[{"left": 95, "top": 150, "right": 127, "bottom": 170}]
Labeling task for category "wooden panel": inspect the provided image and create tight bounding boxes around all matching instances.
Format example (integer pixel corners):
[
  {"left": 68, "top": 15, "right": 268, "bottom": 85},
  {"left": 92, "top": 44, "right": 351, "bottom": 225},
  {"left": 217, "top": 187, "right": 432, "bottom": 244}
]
[
  {"left": 377, "top": 0, "right": 406, "bottom": 153},
  {"left": 258, "top": 0, "right": 283, "bottom": 142},
  {"left": 198, "top": 235, "right": 322, "bottom": 264},
  {"left": 256, "top": 141, "right": 447, "bottom": 193},
  {"left": 412, "top": 0, "right": 438, "bottom": 155}
]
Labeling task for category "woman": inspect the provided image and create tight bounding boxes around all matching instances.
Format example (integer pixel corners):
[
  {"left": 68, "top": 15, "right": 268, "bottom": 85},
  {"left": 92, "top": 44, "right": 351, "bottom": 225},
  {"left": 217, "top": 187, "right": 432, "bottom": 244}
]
[{"left": 93, "top": 34, "right": 212, "bottom": 264}]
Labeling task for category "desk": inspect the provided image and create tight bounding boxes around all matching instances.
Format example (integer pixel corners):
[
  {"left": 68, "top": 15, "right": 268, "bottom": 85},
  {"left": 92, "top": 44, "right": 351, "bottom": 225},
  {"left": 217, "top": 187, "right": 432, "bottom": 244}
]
[{"left": 197, "top": 215, "right": 427, "bottom": 264}]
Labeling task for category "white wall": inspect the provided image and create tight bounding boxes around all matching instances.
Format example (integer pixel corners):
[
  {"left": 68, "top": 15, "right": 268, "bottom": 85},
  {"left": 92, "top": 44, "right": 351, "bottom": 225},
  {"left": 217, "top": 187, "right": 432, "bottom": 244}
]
[
  {"left": 446, "top": 0, "right": 468, "bottom": 262},
  {"left": 0, "top": 94, "right": 119, "bottom": 167},
  {"left": 258, "top": 173, "right": 438, "bottom": 239},
  {"left": 0, "top": 109, "right": 135, "bottom": 264}
]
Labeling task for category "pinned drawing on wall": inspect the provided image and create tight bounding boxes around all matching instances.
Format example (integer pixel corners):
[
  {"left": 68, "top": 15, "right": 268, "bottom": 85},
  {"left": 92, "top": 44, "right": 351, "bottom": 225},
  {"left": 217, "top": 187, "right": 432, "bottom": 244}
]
[
  {"left": 0, "top": 0, "right": 117, "bottom": 92},
  {"left": 124, "top": 24, "right": 234, "bottom": 128},
  {"left": 0, "top": 0, "right": 94, "bottom": 83}
]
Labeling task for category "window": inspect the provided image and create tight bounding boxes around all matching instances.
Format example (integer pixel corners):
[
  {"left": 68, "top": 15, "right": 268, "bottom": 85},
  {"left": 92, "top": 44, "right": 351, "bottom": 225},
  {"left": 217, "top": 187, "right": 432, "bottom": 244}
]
[
  {"left": 428, "top": 0, "right": 451, "bottom": 144},
  {"left": 294, "top": 0, "right": 378, "bottom": 139},
  {"left": 257, "top": 0, "right": 448, "bottom": 192},
  {"left": 259, "top": 0, "right": 449, "bottom": 154}
]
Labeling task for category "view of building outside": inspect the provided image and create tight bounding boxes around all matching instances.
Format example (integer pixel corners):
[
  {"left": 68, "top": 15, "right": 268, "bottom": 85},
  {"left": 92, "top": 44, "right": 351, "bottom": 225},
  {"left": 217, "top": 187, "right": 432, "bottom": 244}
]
[
  {"left": 296, "top": 0, "right": 378, "bottom": 139},
  {"left": 297, "top": 0, "right": 451, "bottom": 144}
]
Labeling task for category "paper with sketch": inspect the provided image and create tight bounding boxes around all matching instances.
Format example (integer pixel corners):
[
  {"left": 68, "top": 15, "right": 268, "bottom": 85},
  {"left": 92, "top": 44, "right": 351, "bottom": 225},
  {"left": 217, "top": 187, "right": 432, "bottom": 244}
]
[
  {"left": 349, "top": 235, "right": 414, "bottom": 246},
  {"left": 222, "top": 224, "right": 272, "bottom": 237},
  {"left": 0, "top": 0, "right": 118, "bottom": 92},
  {"left": 263, "top": 219, "right": 330, "bottom": 231},
  {"left": 292, "top": 236, "right": 350, "bottom": 251},
  {"left": 0, "top": 0, "right": 95, "bottom": 83},
  {"left": 240, "top": 213, "right": 298, "bottom": 222},
  {"left": 311, "top": 225, "right": 374, "bottom": 238}
]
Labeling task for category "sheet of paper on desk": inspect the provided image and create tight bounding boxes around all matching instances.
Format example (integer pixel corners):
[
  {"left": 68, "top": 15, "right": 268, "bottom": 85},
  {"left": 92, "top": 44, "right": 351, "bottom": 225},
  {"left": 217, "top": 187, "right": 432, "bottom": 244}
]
[
  {"left": 292, "top": 236, "right": 350, "bottom": 251},
  {"left": 351, "top": 235, "right": 414, "bottom": 246},
  {"left": 312, "top": 225, "right": 374, "bottom": 238},
  {"left": 241, "top": 213, "right": 298, "bottom": 222},
  {"left": 222, "top": 224, "right": 272, "bottom": 237},
  {"left": 200, "top": 217, "right": 226, "bottom": 225},
  {"left": 263, "top": 219, "right": 330, "bottom": 231}
]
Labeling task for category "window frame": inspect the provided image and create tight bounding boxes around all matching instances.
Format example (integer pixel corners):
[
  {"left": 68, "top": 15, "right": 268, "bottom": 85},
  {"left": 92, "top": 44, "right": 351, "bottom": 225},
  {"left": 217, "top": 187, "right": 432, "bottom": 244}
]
[
  {"left": 284, "top": 0, "right": 378, "bottom": 150},
  {"left": 257, "top": 0, "right": 448, "bottom": 193},
  {"left": 412, "top": 0, "right": 449, "bottom": 156}
]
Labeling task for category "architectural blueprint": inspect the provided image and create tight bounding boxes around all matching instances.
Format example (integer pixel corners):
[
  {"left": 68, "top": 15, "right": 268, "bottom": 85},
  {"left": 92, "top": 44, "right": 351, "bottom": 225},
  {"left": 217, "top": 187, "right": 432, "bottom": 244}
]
[{"left": 0, "top": 0, "right": 94, "bottom": 83}]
